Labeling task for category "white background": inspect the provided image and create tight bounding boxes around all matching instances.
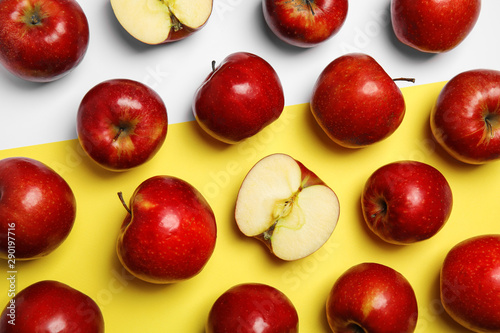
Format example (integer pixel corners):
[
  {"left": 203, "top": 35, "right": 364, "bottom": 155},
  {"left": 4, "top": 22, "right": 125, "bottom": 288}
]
[{"left": 1, "top": 0, "right": 498, "bottom": 150}]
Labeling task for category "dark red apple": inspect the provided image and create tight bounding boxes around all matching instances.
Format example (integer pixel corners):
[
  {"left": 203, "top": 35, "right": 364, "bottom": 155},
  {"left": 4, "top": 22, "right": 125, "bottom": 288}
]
[
  {"left": 0, "top": 0, "right": 89, "bottom": 82},
  {"left": 0, "top": 280, "right": 104, "bottom": 332},
  {"left": 430, "top": 69, "right": 500, "bottom": 164},
  {"left": 361, "top": 160, "right": 453, "bottom": 245},
  {"left": 116, "top": 175, "right": 217, "bottom": 284},
  {"left": 193, "top": 52, "right": 285, "bottom": 144},
  {"left": 0, "top": 157, "right": 76, "bottom": 260},
  {"left": 326, "top": 262, "right": 418, "bottom": 333},
  {"left": 206, "top": 283, "right": 299, "bottom": 333},
  {"left": 391, "top": 0, "right": 481, "bottom": 53},
  {"left": 262, "top": 0, "right": 348, "bottom": 48},
  {"left": 77, "top": 79, "right": 168, "bottom": 171},
  {"left": 310, "top": 53, "right": 408, "bottom": 148},
  {"left": 440, "top": 234, "right": 500, "bottom": 332}
]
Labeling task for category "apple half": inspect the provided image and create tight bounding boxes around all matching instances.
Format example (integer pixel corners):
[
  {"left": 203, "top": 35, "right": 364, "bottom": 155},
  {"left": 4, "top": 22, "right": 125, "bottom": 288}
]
[
  {"left": 235, "top": 153, "right": 340, "bottom": 261},
  {"left": 110, "top": 0, "right": 213, "bottom": 44}
]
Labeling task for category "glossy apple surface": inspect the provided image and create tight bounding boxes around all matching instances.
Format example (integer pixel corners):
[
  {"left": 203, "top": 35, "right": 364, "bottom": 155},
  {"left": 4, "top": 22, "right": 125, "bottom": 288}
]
[
  {"left": 361, "top": 160, "right": 453, "bottom": 244},
  {"left": 117, "top": 175, "right": 217, "bottom": 284},
  {"left": 0, "top": 280, "right": 104, "bottom": 332},
  {"left": 77, "top": 79, "right": 168, "bottom": 171},
  {"left": 391, "top": 0, "right": 481, "bottom": 53},
  {"left": 193, "top": 52, "right": 285, "bottom": 144},
  {"left": 310, "top": 53, "right": 406, "bottom": 148},
  {"left": 262, "top": 0, "right": 348, "bottom": 48},
  {"left": 0, "top": 0, "right": 89, "bottom": 82},
  {"left": 440, "top": 234, "right": 500, "bottom": 332},
  {"left": 431, "top": 69, "right": 500, "bottom": 164},
  {"left": 326, "top": 262, "right": 418, "bottom": 333},
  {"left": 206, "top": 283, "right": 299, "bottom": 333},
  {"left": 0, "top": 157, "right": 76, "bottom": 260}
]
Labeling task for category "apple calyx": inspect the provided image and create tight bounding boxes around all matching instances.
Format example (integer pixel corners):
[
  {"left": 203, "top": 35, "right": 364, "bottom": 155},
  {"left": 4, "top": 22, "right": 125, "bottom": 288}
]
[{"left": 23, "top": 4, "right": 47, "bottom": 27}]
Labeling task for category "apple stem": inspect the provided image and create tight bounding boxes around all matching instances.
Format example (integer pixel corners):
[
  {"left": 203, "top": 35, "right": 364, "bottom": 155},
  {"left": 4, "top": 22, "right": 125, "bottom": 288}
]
[
  {"left": 393, "top": 77, "right": 415, "bottom": 83},
  {"left": 113, "top": 128, "right": 124, "bottom": 142},
  {"left": 306, "top": 0, "right": 315, "bottom": 15},
  {"left": 117, "top": 192, "right": 131, "bottom": 215},
  {"left": 211, "top": 60, "right": 216, "bottom": 72}
]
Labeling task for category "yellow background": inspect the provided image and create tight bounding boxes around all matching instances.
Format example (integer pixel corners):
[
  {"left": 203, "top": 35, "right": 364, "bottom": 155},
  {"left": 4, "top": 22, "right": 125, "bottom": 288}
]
[{"left": 1, "top": 81, "right": 498, "bottom": 332}]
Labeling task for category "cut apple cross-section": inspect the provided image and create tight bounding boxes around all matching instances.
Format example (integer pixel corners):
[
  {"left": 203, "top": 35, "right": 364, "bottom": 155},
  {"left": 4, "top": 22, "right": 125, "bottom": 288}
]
[
  {"left": 110, "top": 0, "right": 213, "bottom": 45},
  {"left": 235, "top": 153, "right": 340, "bottom": 261}
]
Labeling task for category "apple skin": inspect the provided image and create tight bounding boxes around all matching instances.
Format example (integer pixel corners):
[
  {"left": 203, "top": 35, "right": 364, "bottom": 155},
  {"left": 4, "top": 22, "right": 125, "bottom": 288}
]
[
  {"left": 0, "top": 157, "right": 76, "bottom": 260},
  {"left": 0, "top": 280, "right": 104, "bottom": 332},
  {"left": 0, "top": 0, "right": 89, "bottom": 82},
  {"left": 391, "top": 0, "right": 481, "bottom": 53},
  {"left": 440, "top": 234, "right": 500, "bottom": 332},
  {"left": 117, "top": 175, "right": 217, "bottom": 284},
  {"left": 431, "top": 69, "right": 500, "bottom": 165},
  {"left": 361, "top": 160, "right": 453, "bottom": 245},
  {"left": 326, "top": 262, "right": 418, "bottom": 333},
  {"left": 206, "top": 283, "right": 299, "bottom": 333},
  {"left": 310, "top": 53, "right": 406, "bottom": 148},
  {"left": 77, "top": 79, "right": 168, "bottom": 171},
  {"left": 193, "top": 52, "right": 285, "bottom": 144},
  {"left": 262, "top": 0, "right": 348, "bottom": 48}
]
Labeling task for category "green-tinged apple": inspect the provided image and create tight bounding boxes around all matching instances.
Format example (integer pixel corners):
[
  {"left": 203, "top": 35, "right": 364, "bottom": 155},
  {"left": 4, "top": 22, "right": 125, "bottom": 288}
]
[
  {"left": 0, "top": 280, "right": 104, "bottom": 332},
  {"left": 326, "top": 262, "right": 418, "bottom": 333},
  {"left": 193, "top": 52, "right": 285, "bottom": 144},
  {"left": 262, "top": 0, "right": 348, "bottom": 48},
  {"left": 116, "top": 175, "right": 217, "bottom": 284},
  {"left": 206, "top": 283, "right": 299, "bottom": 333},
  {"left": 0, "top": 157, "right": 76, "bottom": 260},
  {"left": 440, "top": 234, "right": 500, "bottom": 332},
  {"left": 77, "top": 79, "right": 168, "bottom": 171},
  {"left": 361, "top": 160, "right": 453, "bottom": 245},
  {"left": 0, "top": 0, "right": 89, "bottom": 82},
  {"left": 110, "top": 0, "right": 213, "bottom": 45},
  {"left": 234, "top": 153, "right": 340, "bottom": 261},
  {"left": 391, "top": 0, "right": 481, "bottom": 53},
  {"left": 431, "top": 69, "right": 500, "bottom": 164},
  {"left": 310, "top": 53, "right": 410, "bottom": 148}
]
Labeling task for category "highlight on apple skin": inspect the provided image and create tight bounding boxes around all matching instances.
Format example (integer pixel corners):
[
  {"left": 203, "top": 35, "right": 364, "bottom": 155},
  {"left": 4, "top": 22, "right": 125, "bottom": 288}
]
[{"left": 234, "top": 153, "right": 340, "bottom": 261}]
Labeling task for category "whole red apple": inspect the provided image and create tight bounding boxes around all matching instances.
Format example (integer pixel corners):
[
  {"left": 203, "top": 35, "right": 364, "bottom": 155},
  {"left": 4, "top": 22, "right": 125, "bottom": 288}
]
[
  {"left": 431, "top": 69, "right": 500, "bottom": 164},
  {"left": 0, "top": 157, "right": 76, "bottom": 260},
  {"left": 262, "top": 0, "right": 348, "bottom": 48},
  {"left": 116, "top": 175, "right": 217, "bottom": 284},
  {"left": 326, "top": 262, "right": 418, "bottom": 333},
  {"left": 206, "top": 283, "right": 299, "bottom": 333},
  {"left": 440, "top": 234, "right": 500, "bottom": 332},
  {"left": 0, "top": 280, "right": 104, "bottom": 332},
  {"left": 0, "top": 0, "right": 89, "bottom": 82},
  {"left": 193, "top": 52, "right": 285, "bottom": 144},
  {"left": 391, "top": 0, "right": 481, "bottom": 53},
  {"left": 310, "top": 53, "right": 408, "bottom": 148},
  {"left": 361, "top": 160, "right": 453, "bottom": 245},
  {"left": 77, "top": 79, "right": 168, "bottom": 171}
]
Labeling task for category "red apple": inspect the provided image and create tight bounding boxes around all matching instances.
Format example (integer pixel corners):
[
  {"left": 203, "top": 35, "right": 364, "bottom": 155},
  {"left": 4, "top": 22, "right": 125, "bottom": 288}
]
[
  {"left": 77, "top": 78, "right": 169, "bottom": 171},
  {"left": 310, "top": 53, "right": 409, "bottom": 148},
  {"left": 0, "top": 0, "right": 89, "bottom": 82},
  {"left": 193, "top": 52, "right": 285, "bottom": 144},
  {"left": 440, "top": 234, "right": 500, "bottom": 332},
  {"left": 361, "top": 160, "right": 453, "bottom": 245},
  {"left": 326, "top": 262, "right": 418, "bottom": 333},
  {"left": 262, "top": 0, "right": 348, "bottom": 48},
  {"left": 116, "top": 175, "right": 217, "bottom": 284},
  {"left": 0, "top": 157, "right": 76, "bottom": 260},
  {"left": 110, "top": 0, "right": 213, "bottom": 45},
  {"left": 430, "top": 69, "right": 500, "bottom": 164},
  {"left": 206, "top": 283, "right": 299, "bottom": 333},
  {"left": 391, "top": 0, "right": 481, "bottom": 53},
  {"left": 0, "top": 280, "right": 104, "bottom": 332}
]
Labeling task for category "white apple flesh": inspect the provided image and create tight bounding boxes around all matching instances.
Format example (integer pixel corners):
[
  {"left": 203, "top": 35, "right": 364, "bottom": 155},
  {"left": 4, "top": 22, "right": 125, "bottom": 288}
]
[
  {"left": 235, "top": 153, "right": 340, "bottom": 261},
  {"left": 110, "top": 0, "right": 213, "bottom": 44}
]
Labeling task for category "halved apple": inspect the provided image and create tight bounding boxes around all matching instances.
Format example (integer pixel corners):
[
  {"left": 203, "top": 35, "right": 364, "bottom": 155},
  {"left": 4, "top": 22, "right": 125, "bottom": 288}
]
[
  {"left": 110, "top": 0, "right": 213, "bottom": 45},
  {"left": 235, "top": 153, "right": 340, "bottom": 261}
]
